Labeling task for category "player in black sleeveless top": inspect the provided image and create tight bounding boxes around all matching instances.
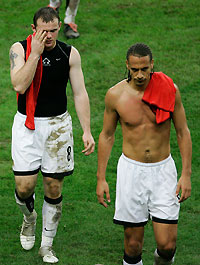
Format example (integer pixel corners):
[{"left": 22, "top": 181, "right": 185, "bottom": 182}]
[
  {"left": 18, "top": 39, "right": 71, "bottom": 117},
  {"left": 9, "top": 7, "right": 94, "bottom": 263}
]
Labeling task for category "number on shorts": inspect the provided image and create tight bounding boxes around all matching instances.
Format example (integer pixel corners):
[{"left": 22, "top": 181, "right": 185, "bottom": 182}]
[{"left": 67, "top": 146, "right": 71, "bottom": 161}]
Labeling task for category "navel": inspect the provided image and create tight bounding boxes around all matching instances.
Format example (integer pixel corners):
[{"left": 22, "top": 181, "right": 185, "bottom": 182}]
[{"left": 144, "top": 149, "right": 152, "bottom": 163}]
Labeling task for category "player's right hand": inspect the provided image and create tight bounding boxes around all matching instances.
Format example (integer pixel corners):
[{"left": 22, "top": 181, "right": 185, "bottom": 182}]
[
  {"left": 96, "top": 179, "right": 111, "bottom": 208},
  {"left": 31, "top": 30, "right": 47, "bottom": 57}
]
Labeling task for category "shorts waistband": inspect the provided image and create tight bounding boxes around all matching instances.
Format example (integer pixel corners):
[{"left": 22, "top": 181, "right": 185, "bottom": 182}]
[
  {"left": 16, "top": 111, "right": 69, "bottom": 121},
  {"left": 121, "top": 153, "right": 172, "bottom": 167}
]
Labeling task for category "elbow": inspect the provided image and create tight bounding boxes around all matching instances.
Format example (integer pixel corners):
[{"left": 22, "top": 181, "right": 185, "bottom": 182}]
[
  {"left": 13, "top": 85, "right": 26, "bottom": 94},
  {"left": 177, "top": 127, "right": 191, "bottom": 140},
  {"left": 109, "top": 135, "right": 115, "bottom": 145},
  {"left": 100, "top": 131, "right": 115, "bottom": 144},
  {"left": 11, "top": 77, "right": 27, "bottom": 94}
]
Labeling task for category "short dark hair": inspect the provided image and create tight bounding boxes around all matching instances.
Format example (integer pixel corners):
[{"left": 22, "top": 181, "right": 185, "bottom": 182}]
[
  {"left": 33, "top": 7, "right": 60, "bottom": 27},
  {"left": 126, "top": 43, "right": 153, "bottom": 61}
]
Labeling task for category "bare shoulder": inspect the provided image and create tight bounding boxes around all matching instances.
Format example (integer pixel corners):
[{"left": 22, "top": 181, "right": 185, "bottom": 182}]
[
  {"left": 174, "top": 83, "right": 179, "bottom": 92},
  {"left": 173, "top": 83, "right": 183, "bottom": 106},
  {"left": 10, "top": 42, "right": 24, "bottom": 55},
  {"left": 105, "top": 79, "right": 127, "bottom": 107},
  {"left": 9, "top": 42, "right": 25, "bottom": 71},
  {"left": 9, "top": 42, "right": 24, "bottom": 62},
  {"left": 106, "top": 80, "right": 127, "bottom": 98},
  {"left": 69, "top": 46, "right": 81, "bottom": 66}
]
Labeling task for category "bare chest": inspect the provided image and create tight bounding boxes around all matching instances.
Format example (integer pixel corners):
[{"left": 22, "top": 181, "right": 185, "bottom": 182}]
[{"left": 116, "top": 94, "right": 156, "bottom": 126}]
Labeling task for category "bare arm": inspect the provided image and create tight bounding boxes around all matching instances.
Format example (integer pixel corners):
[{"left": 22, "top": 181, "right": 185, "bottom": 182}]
[
  {"left": 69, "top": 46, "right": 95, "bottom": 155},
  {"left": 172, "top": 85, "right": 192, "bottom": 202},
  {"left": 96, "top": 89, "right": 119, "bottom": 207},
  {"left": 9, "top": 30, "right": 47, "bottom": 94}
]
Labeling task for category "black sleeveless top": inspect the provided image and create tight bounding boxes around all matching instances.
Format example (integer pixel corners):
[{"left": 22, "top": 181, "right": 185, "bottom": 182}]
[{"left": 18, "top": 40, "right": 71, "bottom": 117}]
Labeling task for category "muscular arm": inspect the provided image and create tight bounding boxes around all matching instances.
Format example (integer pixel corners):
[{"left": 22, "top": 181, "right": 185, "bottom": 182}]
[
  {"left": 172, "top": 85, "right": 192, "bottom": 202},
  {"left": 96, "top": 89, "right": 119, "bottom": 207},
  {"left": 69, "top": 46, "right": 95, "bottom": 155},
  {"left": 9, "top": 30, "right": 47, "bottom": 94}
]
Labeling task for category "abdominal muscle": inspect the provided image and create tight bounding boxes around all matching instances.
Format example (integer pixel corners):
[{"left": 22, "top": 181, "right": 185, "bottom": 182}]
[{"left": 121, "top": 119, "right": 171, "bottom": 163}]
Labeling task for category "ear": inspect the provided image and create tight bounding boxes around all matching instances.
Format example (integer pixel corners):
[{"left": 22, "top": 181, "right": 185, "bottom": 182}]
[
  {"left": 31, "top": 24, "right": 36, "bottom": 33},
  {"left": 126, "top": 59, "right": 129, "bottom": 70},
  {"left": 57, "top": 21, "right": 62, "bottom": 32},
  {"left": 150, "top": 59, "right": 154, "bottom": 70}
]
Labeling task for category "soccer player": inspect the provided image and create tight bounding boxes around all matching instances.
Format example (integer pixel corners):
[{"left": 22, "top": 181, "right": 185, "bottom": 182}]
[
  {"left": 96, "top": 43, "right": 192, "bottom": 265},
  {"left": 48, "top": 0, "right": 80, "bottom": 39},
  {"left": 9, "top": 7, "right": 94, "bottom": 263}
]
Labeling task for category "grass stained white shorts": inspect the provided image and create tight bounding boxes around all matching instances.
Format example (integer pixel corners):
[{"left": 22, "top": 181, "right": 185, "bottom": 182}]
[
  {"left": 12, "top": 111, "right": 74, "bottom": 178},
  {"left": 113, "top": 154, "right": 180, "bottom": 226}
]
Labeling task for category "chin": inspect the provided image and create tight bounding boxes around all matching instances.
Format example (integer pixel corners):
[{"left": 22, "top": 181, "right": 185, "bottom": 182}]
[{"left": 45, "top": 43, "right": 54, "bottom": 50}]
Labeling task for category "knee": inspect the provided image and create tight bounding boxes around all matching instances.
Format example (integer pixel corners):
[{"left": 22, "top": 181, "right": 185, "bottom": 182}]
[
  {"left": 124, "top": 227, "right": 144, "bottom": 257},
  {"left": 16, "top": 184, "right": 34, "bottom": 199},
  {"left": 125, "top": 238, "right": 143, "bottom": 256},
  {"left": 44, "top": 178, "right": 62, "bottom": 198},
  {"left": 15, "top": 176, "right": 36, "bottom": 199}
]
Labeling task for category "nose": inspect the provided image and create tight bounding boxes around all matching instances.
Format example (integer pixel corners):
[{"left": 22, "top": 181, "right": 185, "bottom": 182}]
[
  {"left": 137, "top": 70, "right": 143, "bottom": 79},
  {"left": 46, "top": 31, "right": 52, "bottom": 38}
]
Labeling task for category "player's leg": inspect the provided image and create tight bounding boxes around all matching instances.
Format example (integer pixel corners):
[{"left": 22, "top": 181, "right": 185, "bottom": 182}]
[
  {"left": 148, "top": 156, "right": 179, "bottom": 264},
  {"left": 39, "top": 176, "right": 64, "bottom": 263},
  {"left": 15, "top": 174, "right": 38, "bottom": 250},
  {"left": 38, "top": 112, "right": 74, "bottom": 263},
  {"left": 114, "top": 155, "right": 149, "bottom": 265},
  {"left": 64, "top": 0, "right": 80, "bottom": 39},
  {"left": 48, "top": 0, "right": 62, "bottom": 12},
  {"left": 123, "top": 226, "right": 144, "bottom": 265},
  {"left": 64, "top": 0, "right": 80, "bottom": 24},
  {"left": 152, "top": 222, "right": 177, "bottom": 265}
]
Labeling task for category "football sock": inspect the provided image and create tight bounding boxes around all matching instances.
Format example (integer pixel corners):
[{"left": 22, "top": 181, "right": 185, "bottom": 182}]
[
  {"left": 41, "top": 195, "right": 62, "bottom": 247},
  {"left": 154, "top": 249, "right": 175, "bottom": 265},
  {"left": 15, "top": 190, "right": 35, "bottom": 220},
  {"left": 123, "top": 252, "right": 143, "bottom": 264},
  {"left": 41, "top": 233, "right": 53, "bottom": 248},
  {"left": 64, "top": 0, "right": 80, "bottom": 24}
]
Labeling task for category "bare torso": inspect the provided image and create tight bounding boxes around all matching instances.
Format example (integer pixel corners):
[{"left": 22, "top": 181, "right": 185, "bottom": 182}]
[{"left": 113, "top": 80, "right": 171, "bottom": 163}]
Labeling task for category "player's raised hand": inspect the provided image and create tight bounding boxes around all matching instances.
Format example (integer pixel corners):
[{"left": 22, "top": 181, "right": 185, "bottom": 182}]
[{"left": 31, "top": 30, "right": 47, "bottom": 57}]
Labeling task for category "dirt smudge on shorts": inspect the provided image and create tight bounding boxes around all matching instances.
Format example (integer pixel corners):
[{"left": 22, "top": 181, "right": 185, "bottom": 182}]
[{"left": 46, "top": 124, "right": 67, "bottom": 159}]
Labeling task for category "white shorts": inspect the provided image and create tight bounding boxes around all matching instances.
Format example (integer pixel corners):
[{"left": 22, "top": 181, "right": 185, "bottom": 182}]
[
  {"left": 12, "top": 111, "right": 74, "bottom": 178},
  {"left": 113, "top": 154, "right": 180, "bottom": 226}
]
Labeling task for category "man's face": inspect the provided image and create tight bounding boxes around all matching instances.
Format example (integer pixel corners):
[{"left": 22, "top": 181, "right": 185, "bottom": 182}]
[
  {"left": 32, "top": 18, "right": 61, "bottom": 50},
  {"left": 126, "top": 55, "right": 154, "bottom": 88}
]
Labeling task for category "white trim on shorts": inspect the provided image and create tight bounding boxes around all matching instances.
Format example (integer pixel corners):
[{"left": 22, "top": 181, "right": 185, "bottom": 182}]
[
  {"left": 113, "top": 153, "right": 180, "bottom": 227},
  {"left": 12, "top": 111, "right": 74, "bottom": 179}
]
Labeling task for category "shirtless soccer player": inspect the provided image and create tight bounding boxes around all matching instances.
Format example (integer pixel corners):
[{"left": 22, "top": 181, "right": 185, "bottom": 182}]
[{"left": 96, "top": 43, "right": 192, "bottom": 265}]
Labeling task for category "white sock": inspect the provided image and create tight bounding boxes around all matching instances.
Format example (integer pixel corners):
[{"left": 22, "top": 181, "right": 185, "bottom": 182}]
[
  {"left": 64, "top": 0, "right": 80, "bottom": 24},
  {"left": 41, "top": 198, "right": 62, "bottom": 247},
  {"left": 41, "top": 233, "right": 53, "bottom": 248},
  {"left": 154, "top": 249, "right": 175, "bottom": 265},
  {"left": 49, "top": 0, "right": 61, "bottom": 8},
  {"left": 123, "top": 260, "right": 143, "bottom": 265}
]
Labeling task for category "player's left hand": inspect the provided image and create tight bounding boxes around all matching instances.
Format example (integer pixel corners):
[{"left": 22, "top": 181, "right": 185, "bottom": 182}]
[
  {"left": 176, "top": 175, "right": 191, "bottom": 203},
  {"left": 82, "top": 132, "right": 95, "bottom": 155}
]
